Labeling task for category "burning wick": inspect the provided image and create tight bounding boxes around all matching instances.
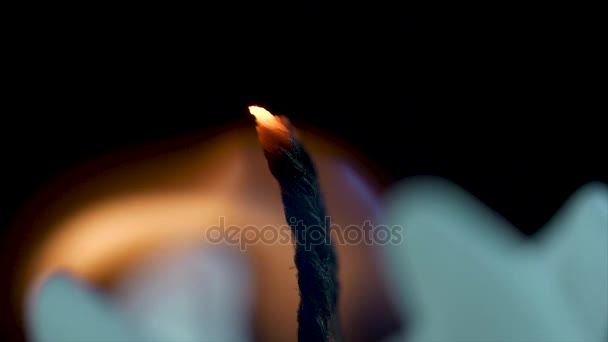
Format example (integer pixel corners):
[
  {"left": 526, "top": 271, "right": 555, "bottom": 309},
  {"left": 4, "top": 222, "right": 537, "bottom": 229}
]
[
  {"left": 248, "top": 106, "right": 284, "bottom": 130},
  {"left": 249, "top": 106, "right": 341, "bottom": 342},
  {"left": 248, "top": 105, "right": 291, "bottom": 154}
]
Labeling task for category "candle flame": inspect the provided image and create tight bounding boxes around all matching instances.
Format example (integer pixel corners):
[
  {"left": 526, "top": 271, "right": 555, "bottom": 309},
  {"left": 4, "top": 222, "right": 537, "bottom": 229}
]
[
  {"left": 249, "top": 106, "right": 272, "bottom": 122},
  {"left": 248, "top": 106, "right": 285, "bottom": 130},
  {"left": 248, "top": 106, "right": 290, "bottom": 150}
]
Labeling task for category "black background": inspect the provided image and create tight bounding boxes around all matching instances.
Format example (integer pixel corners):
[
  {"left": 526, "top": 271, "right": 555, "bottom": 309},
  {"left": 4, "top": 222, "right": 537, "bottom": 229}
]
[{"left": 1, "top": 3, "right": 606, "bottom": 339}]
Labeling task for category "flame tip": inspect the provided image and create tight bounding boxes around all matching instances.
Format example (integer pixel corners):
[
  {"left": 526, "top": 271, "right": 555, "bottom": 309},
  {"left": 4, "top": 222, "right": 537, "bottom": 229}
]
[{"left": 248, "top": 105, "right": 288, "bottom": 133}]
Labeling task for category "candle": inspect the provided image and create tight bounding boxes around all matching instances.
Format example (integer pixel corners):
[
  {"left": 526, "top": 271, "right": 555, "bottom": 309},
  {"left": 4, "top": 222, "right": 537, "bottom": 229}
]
[{"left": 10, "top": 108, "right": 606, "bottom": 341}]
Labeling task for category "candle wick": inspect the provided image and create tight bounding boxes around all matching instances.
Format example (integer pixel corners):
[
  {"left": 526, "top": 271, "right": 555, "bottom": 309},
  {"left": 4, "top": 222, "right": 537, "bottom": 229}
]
[{"left": 251, "top": 106, "right": 341, "bottom": 342}]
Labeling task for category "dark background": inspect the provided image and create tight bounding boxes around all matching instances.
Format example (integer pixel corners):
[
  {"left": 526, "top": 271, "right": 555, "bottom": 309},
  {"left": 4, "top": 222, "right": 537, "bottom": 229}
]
[{"left": 1, "top": 3, "right": 605, "bottom": 339}]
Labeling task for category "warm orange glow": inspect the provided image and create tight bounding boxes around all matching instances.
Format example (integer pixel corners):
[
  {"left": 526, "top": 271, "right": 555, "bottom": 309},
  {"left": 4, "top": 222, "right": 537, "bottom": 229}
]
[
  {"left": 248, "top": 106, "right": 290, "bottom": 152},
  {"left": 248, "top": 106, "right": 288, "bottom": 132},
  {"left": 16, "top": 126, "right": 397, "bottom": 342}
]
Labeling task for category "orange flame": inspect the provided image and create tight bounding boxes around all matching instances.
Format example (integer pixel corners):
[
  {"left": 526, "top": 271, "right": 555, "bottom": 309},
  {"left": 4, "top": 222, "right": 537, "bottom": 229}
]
[
  {"left": 248, "top": 106, "right": 287, "bottom": 131},
  {"left": 248, "top": 106, "right": 290, "bottom": 150}
]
